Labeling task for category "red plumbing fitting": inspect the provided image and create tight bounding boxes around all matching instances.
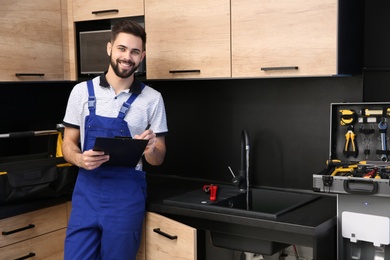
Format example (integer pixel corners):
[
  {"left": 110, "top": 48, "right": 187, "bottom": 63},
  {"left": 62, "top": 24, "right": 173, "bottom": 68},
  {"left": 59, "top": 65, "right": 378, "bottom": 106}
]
[{"left": 203, "top": 184, "right": 218, "bottom": 202}]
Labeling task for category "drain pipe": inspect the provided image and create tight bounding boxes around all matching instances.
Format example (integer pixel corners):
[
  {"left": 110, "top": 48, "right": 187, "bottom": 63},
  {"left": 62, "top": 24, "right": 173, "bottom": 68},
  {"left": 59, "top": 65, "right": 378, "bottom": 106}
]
[{"left": 244, "top": 252, "right": 264, "bottom": 260}]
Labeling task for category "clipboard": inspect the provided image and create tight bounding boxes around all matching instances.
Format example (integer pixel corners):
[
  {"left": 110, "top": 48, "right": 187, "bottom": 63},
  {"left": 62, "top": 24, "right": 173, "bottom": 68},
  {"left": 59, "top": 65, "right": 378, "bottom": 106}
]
[{"left": 93, "top": 137, "right": 148, "bottom": 167}]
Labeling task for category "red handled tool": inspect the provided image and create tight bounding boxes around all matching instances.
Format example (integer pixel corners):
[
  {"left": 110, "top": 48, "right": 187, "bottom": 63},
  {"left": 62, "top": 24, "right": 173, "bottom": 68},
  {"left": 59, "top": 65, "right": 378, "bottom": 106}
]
[{"left": 203, "top": 184, "right": 218, "bottom": 202}]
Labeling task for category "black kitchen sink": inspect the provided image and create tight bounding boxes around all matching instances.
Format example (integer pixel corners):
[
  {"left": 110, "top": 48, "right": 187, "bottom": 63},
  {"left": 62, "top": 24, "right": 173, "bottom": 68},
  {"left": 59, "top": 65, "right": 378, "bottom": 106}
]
[
  {"left": 163, "top": 184, "right": 319, "bottom": 219},
  {"left": 163, "top": 184, "right": 320, "bottom": 255},
  {"left": 213, "top": 188, "right": 319, "bottom": 218}
]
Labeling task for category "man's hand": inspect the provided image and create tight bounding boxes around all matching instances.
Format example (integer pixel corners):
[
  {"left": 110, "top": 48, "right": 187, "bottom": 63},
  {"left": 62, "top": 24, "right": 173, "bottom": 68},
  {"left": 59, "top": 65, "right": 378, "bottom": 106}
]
[
  {"left": 133, "top": 129, "right": 157, "bottom": 154},
  {"left": 133, "top": 129, "right": 165, "bottom": 166},
  {"left": 78, "top": 150, "right": 110, "bottom": 170}
]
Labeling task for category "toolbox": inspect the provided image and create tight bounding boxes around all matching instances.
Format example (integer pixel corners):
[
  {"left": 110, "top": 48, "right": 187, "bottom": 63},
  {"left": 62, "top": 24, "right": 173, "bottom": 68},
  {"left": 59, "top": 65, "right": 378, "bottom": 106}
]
[
  {"left": 0, "top": 129, "right": 78, "bottom": 205},
  {"left": 313, "top": 102, "right": 390, "bottom": 197}
]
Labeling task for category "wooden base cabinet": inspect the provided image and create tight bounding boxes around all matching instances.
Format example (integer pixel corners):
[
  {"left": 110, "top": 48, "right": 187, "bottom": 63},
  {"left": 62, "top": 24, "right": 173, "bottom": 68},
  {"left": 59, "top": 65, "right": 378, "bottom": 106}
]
[
  {"left": 0, "top": 203, "right": 68, "bottom": 260},
  {"left": 1, "top": 229, "right": 66, "bottom": 260},
  {"left": 137, "top": 212, "right": 197, "bottom": 260}
]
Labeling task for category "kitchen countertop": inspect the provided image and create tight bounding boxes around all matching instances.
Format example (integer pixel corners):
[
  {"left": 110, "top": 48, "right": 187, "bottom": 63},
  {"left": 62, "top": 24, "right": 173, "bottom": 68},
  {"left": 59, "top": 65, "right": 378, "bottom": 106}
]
[{"left": 0, "top": 196, "right": 71, "bottom": 220}]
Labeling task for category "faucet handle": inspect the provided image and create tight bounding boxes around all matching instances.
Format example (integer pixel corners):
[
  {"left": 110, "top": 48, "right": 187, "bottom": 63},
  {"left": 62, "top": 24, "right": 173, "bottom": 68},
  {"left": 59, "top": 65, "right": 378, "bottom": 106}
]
[
  {"left": 228, "top": 166, "right": 245, "bottom": 187},
  {"left": 232, "top": 175, "right": 245, "bottom": 186}
]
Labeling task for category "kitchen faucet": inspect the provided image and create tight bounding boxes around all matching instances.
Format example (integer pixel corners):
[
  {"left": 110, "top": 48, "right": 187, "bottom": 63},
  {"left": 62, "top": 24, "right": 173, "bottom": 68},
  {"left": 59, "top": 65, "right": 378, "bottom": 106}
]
[
  {"left": 230, "top": 129, "right": 250, "bottom": 191},
  {"left": 239, "top": 128, "right": 250, "bottom": 191}
]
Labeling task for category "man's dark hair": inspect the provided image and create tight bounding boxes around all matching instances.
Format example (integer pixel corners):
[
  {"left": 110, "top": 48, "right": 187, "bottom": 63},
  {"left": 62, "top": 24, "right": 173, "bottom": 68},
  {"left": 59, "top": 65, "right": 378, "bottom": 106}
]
[{"left": 111, "top": 20, "right": 146, "bottom": 51}]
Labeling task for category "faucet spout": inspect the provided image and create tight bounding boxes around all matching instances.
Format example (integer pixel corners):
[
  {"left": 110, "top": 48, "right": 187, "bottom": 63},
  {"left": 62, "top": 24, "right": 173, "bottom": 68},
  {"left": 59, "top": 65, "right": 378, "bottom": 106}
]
[{"left": 239, "top": 129, "right": 250, "bottom": 191}]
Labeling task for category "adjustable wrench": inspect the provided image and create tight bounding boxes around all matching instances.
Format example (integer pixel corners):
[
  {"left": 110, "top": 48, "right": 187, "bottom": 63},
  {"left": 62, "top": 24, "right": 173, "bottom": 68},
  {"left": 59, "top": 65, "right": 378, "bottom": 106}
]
[{"left": 378, "top": 121, "right": 388, "bottom": 161}]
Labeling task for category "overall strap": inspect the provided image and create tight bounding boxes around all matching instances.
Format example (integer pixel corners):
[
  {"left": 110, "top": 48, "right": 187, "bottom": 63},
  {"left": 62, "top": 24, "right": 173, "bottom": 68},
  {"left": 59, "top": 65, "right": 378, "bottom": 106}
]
[
  {"left": 86, "top": 80, "right": 96, "bottom": 115},
  {"left": 118, "top": 83, "right": 146, "bottom": 119}
]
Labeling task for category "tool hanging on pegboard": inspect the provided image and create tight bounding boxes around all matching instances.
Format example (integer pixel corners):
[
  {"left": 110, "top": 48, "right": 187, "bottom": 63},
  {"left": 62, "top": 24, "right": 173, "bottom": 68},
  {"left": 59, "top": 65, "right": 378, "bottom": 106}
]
[
  {"left": 377, "top": 119, "right": 389, "bottom": 162},
  {"left": 359, "top": 124, "right": 375, "bottom": 160},
  {"left": 340, "top": 109, "right": 358, "bottom": 158}
]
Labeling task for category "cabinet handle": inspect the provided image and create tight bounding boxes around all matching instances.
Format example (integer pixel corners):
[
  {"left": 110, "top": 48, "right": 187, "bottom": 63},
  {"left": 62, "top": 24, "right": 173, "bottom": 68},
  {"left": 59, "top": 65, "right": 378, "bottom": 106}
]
[
  {"left": 15, "top": 73, "right": 45, "bottom": 77},
  {"left": 153, "top": 228, "right": 178, "bottom": 240},
  {"left": 14, "top": 252, "right": 36, "bottom": 260},
  {"left": 169, "top": 70, "right": 201, "bottom": 74},
  {"left": 261, "top": 66, "right": 298, "bottom": 71},
  {"left": 2, "top": 224, "right": 35, "bottom": 235},
  {"left": 92, "top": 9, "right": 119, "bottom": 15}
]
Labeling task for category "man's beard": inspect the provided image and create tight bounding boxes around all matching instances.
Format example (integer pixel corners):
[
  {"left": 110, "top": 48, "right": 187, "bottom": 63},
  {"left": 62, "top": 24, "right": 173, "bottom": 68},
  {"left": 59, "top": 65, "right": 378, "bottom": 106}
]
[{"left": 110, "top": 56, "right": 140, "bottom": 79}]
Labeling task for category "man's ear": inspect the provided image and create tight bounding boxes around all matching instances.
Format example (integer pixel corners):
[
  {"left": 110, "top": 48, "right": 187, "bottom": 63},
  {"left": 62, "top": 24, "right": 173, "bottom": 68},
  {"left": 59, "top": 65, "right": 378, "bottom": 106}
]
[{"left": 107, "top": 42, "right": 112, "bottom": 56}]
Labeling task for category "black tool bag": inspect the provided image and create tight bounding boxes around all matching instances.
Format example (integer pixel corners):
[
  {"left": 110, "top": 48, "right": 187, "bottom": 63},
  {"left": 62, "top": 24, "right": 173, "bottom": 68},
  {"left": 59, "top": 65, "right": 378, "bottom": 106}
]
[{"left": 0, "top": 130, "right": 78, "bottom": 205}]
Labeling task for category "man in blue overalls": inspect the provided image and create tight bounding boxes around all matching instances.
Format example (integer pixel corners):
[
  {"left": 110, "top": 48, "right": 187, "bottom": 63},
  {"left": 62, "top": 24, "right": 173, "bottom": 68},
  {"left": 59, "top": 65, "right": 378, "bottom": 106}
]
[{"left": 62, "top": 20, "right": 168, "bottom": 260}]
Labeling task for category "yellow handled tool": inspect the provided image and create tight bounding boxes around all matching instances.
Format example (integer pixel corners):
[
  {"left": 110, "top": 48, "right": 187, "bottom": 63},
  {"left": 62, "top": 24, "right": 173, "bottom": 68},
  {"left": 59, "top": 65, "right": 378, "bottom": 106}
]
[
  {"left": 344, "top": 125, "right": 358, "bottom": 158},
  {"left": 340, "top": 109, "right": 355, "bottom": 125},
  {"left": 330, "top": 165, "right": 358, "bottom": 176}
]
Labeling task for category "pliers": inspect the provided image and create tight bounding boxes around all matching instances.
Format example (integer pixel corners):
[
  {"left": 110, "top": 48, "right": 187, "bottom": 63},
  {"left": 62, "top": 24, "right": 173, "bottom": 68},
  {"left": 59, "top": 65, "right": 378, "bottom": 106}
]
[{"left": 344, "top": 125, "right": 358, "bottom": 158}]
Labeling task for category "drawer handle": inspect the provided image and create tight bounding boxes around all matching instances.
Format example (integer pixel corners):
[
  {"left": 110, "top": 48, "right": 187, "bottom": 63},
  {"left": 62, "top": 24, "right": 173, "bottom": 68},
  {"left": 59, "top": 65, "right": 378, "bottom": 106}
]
[
  {"left": 169, "top": 70, "right": 201, "bottom": 74},
  {"left": 261, "top": 66, "right": 298, "bottom": 71},
  {"left": 153, "top": 228, "right": 178, "bottom": 240},
  {"left": 15, "top": 73, "right": 45, "bottom": 77},
  {"left": 14, "top": 252, "right": 36, "bottom": 260},
  {"left": 92, "top": 9, "right": 119, "bottom": 15},
  {"left": 2, "top": 224, "right": 35, "bottom": 235}
]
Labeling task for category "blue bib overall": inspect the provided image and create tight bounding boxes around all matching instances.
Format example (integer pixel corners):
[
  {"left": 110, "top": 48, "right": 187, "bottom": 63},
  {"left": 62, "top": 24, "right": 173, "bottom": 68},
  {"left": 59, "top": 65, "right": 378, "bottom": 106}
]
[{"left": 65, "top": 80, "right": 146, "bottom": 260}]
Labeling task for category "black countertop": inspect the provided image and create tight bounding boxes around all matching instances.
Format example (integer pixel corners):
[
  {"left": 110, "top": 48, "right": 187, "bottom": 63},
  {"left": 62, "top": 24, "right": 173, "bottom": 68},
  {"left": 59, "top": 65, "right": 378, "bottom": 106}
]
[{"left": 0, "top": 196, "right": 71, "bottom": 220}]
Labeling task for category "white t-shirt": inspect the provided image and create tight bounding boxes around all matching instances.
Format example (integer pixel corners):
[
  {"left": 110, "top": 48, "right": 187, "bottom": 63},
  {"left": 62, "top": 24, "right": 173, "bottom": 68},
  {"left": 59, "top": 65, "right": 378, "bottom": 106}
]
[{"left": 63, "top": 75, "right": 168, "bottom": 151}]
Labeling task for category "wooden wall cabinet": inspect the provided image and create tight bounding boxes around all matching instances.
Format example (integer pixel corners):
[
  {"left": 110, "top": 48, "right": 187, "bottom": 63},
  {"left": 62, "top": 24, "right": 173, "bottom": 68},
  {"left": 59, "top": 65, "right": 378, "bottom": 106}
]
[
  {"left": 0, "top": 203, "right": 69, "bottom": 259},
  {"left": 144, "top": 0, "right": 362, "bottom": 79},
  {"left": 145, "top": 0, "right": 231, "bottom": 79},
  {"left": 0, "top": 0, "right": 65, "bottom": 81},
  {"left": 231, "top": 0, "right": 338, "bottom": 77},
  {"left": 72, "top": 0, "right": 144, "bottom": 22}
]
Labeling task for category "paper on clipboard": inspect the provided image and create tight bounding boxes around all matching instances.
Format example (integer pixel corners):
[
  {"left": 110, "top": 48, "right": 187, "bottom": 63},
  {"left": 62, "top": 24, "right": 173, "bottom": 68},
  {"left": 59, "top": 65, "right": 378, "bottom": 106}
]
[{"left": 93, "top": 137, "right": 148, "bottom": 167}]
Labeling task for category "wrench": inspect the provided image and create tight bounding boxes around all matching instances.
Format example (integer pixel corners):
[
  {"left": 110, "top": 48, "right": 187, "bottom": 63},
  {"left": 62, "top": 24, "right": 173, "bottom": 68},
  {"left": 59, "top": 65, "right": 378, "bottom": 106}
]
[{"left": 378, "top": 121, "right": 388, "bottom": 161}]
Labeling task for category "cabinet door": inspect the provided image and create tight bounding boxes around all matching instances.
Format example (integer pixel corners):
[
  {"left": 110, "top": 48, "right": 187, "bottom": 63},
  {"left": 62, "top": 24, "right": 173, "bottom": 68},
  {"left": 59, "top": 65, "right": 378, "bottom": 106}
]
[
  {"left": 0, "top": 0, "right": 64, "bottom": 81},
  {"left": 145, "top": 212, "right": 197, "bottom": 260},
  {"left": 145, "top": 0, "right": 231, "bottom": 79},
  {"left": 73, "top": 0, "right": 144, "bottom": 22},
  {"left": 0, "top": 204, "right": 68, "bottom": 247},
  {"left": 1, "top": 228, "right": 66, "bottom": 259},
  {"left": 231, "top": 0, "right": 337, "bottom": 77}
]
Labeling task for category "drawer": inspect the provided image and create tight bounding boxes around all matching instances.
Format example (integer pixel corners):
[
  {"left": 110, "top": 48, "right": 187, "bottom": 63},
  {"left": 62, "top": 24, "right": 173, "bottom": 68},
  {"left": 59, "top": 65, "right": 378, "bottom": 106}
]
[
  {"left": 1, "top": 228, "right": 66, "bottom": 259},
  {"left": 145, "top": 212, "right": 197, "bottom": 260},
  {"left": 0, "top": 203, "right": 67, "bottom": 247},
  {"left": 72, "top": 0, "right": 144, "bottom": 22}
]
